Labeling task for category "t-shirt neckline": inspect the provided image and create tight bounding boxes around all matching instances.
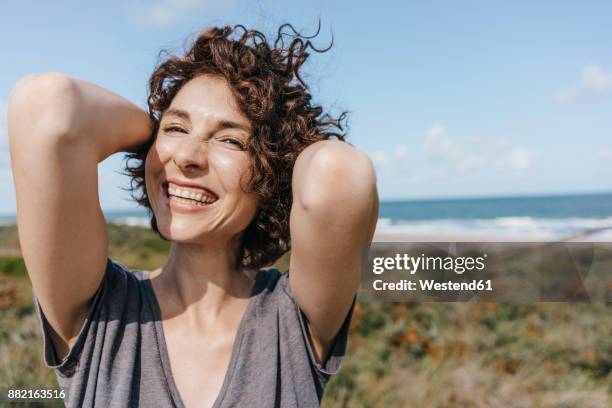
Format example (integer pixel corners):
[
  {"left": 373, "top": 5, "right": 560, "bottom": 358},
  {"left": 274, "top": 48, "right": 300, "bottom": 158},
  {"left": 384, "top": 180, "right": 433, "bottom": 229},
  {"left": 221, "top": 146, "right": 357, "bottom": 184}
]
[{"left": 144, "top": 269, "right": 265, "bottom": 408}]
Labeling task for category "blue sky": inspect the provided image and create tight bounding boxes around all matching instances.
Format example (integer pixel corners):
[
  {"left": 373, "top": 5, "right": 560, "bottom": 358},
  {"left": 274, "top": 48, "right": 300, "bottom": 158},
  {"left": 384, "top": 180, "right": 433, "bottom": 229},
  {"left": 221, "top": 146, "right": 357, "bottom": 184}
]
[{"left": 1, "top": 0, "right": 611, "bottom": 214}]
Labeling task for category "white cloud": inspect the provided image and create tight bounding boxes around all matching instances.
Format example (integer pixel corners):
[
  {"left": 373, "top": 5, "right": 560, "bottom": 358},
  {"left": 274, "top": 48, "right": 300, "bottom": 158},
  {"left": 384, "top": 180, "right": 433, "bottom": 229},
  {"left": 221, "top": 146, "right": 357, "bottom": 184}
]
[
  {"left": 555, "top": 64, "right": 612, "bottom": 104},
  {"left": 597, "top": 147, "right": 612, "bottom": 161},
  {"left": 491, "top": 139, "right": 510, "bottom": 152},
  {"left": 423, "top": 125, "right": 535, "bottom": 175},
  {"left": 496, "top": 147, "right": 535, "bottom": 172},
  {"left": 371, "top": 150, "right": 389, "bottom": 168},
  {"left": 370, "top": 145, "right": 408, "bottom": 173},
  {"left": 366, "top": 125, "right": 536, "bottom": 188},
  {"left": 370, "top": 150, "right": 393, "bottom": 176},
  {"left": 424, "top": 125, "right": 486, "bottom": 173},
  {"left": 134, "top": 0, "right": 234, "bottom": 26},
  {"left": 466, "top": 134, "right": 489, "bottom": 144},
  {"left": 394, "top": 145, "right": 408, "bottom": 159},
  {"left": 424, "top": 125, "right": 453, "bottom": 156},
  {"left": 369, "top": 146, "right": 410, "bottom": 177}
]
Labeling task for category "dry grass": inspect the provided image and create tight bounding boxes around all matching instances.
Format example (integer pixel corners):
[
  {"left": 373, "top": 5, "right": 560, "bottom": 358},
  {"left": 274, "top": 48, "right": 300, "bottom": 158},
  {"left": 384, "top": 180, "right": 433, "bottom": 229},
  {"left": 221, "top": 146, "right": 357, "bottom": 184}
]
[{"left": 1, "top": 225, "right": 610, "bottom": 407}]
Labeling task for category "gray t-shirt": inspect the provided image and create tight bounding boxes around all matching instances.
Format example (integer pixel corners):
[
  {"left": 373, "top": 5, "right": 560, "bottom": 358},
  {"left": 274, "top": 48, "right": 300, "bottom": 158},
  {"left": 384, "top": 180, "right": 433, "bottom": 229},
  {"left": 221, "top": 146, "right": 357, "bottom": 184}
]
[{"left": 32, "top": 258, "right": 355, "bottom": 407}]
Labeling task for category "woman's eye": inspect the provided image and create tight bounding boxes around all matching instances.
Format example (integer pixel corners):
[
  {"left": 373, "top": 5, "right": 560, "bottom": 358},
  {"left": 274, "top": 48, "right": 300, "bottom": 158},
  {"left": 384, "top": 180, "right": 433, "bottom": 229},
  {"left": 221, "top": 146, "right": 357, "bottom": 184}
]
[
  {"left": 163, "top": 126, "right": 186, "bottom": 134},
  {"left": 222, "top": 138, "right": 245, "bottom": 149}
]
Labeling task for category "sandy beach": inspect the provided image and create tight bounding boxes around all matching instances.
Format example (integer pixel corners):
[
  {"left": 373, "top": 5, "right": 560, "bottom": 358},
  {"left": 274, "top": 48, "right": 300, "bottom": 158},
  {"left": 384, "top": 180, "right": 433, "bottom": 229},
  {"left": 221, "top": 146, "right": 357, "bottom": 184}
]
[{"left": 374, "top": 229, "right": 612, "bottom": 243}]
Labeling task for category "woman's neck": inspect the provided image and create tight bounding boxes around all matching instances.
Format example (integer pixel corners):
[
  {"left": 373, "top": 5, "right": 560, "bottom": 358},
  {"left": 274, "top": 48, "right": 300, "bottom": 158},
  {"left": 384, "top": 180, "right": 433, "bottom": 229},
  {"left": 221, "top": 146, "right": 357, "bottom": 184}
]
[{"left": 149, "top": 237, "right": 256, "bottom": 334}]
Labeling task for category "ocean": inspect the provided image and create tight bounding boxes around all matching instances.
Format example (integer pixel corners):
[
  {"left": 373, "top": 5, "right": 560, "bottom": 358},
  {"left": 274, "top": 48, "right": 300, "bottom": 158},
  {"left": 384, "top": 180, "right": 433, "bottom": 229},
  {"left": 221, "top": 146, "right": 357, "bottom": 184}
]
[
  {"left": 2, "top": 192, "right": 611, "bottom": 241},
  {"left": 376, "top": 192, "right": 612, "bottom": 240}
]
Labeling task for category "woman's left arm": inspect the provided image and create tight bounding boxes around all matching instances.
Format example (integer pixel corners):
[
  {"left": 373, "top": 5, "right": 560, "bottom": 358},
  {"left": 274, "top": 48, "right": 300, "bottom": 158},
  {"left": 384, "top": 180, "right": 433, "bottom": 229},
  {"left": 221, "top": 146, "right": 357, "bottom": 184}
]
[{"left": 289, "top": 140, "right": 379, "bottom": 364}]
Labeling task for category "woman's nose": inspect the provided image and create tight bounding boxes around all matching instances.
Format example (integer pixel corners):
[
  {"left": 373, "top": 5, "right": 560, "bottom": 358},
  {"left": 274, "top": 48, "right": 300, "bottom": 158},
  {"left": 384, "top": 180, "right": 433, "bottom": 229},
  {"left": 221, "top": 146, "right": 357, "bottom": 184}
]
[{"left": 172, "top": 138, "right": 209, "bottom": 172}]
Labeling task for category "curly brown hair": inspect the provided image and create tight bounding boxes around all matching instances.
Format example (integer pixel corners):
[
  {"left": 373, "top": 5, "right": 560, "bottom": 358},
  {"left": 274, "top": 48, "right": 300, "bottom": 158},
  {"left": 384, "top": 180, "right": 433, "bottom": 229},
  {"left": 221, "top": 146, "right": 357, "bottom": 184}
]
[{"left": 123, "top": 23, "right": 348, "bottom": 269}]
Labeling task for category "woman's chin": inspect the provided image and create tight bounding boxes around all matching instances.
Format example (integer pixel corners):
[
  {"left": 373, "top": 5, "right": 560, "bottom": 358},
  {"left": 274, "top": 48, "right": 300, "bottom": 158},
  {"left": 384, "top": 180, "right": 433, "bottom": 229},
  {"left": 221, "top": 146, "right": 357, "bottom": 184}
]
[{"left": 157, "top": 222, "right": 208, "bottom": 243}]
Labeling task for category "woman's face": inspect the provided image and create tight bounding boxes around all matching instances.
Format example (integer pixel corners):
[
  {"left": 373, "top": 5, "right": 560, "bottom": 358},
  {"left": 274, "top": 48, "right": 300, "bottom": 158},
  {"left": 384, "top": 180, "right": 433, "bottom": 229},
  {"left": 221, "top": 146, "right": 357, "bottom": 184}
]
[{"left": 145, "top": 75, "right": 258, "bottom": 244}]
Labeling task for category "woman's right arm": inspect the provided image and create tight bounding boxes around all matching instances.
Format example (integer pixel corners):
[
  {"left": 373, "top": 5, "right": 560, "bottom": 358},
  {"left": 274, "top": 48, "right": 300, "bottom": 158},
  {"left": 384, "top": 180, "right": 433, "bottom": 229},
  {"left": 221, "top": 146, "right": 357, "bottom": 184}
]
[{"left": 8, "top": 73, "right": 152, "bottom": 361}]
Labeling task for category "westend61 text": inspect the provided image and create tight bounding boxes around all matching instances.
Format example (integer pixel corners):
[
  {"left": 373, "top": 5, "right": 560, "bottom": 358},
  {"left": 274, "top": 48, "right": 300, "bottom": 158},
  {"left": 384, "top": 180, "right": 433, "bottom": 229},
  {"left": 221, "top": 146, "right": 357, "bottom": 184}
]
[{"left": 373, "top": 279, "right": 493, "bottom": 292}]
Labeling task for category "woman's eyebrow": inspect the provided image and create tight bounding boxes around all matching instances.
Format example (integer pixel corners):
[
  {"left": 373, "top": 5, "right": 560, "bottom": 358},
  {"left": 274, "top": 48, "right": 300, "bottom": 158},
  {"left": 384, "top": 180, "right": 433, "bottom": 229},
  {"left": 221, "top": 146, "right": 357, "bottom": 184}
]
[
  {"left": 216, "top": 120, "right": 250, "bottom": 133},
  {"left": 162, "top": 109, "right": 249, "bottom": 133},
  {"left": 162, "top": 108, "right": 190, "bottom": 121}
]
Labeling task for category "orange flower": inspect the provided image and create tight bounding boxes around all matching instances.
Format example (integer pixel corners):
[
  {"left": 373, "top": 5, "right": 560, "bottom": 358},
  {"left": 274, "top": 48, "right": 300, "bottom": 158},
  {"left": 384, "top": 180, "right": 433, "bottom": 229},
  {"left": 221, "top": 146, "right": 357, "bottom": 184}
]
[
  {"left": 354, "top": 302, "right": 362, "bottom": 318},
  {"left": 427, "top": 343, "right": 440, "bottom": 355},
  {"left": 405, "top": 327, "right": 418, "bottom": 343},
  {"left": 497, "top": 357, "right": 506, "bottom": 371},
  {"left": 586, "top": 351, "right": 597, "bottom": 363}
]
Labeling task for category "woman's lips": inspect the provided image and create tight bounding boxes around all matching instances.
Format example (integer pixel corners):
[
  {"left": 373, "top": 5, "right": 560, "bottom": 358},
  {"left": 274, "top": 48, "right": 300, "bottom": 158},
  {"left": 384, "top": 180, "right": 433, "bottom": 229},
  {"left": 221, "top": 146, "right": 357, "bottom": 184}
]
[{"left": 161, "top": 182, "right": 218, "bottom": 213}]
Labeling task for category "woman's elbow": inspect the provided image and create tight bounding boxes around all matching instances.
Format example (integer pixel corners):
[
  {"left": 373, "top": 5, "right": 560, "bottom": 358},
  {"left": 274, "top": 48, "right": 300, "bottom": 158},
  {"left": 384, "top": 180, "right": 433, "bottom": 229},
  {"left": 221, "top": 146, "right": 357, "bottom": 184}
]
[
  {"left": 8, "top": 73, "right": 80, "bottom": 145},
  {"left": 297, "top": 142, "right": 378, "bottom": 212}
]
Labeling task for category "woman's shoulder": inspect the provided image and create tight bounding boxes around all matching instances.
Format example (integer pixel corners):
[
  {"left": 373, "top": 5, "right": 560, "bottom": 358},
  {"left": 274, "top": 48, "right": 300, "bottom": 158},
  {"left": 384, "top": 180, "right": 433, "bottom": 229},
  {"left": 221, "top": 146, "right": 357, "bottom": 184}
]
[
  {"left": 102, "top": 258, "right": 151, "bottom": 288},
  {"left": 250, "top": 267, "right": 312, "bottom": 319},
  {"left": 240, "top": 266, "right": 355, "bottom": 384},
  {"left": 84, "top": 257, "right": 152, "bottom": 310},
  {"left": 252, "top": 267, "right": 291, "bottom": 299},
  {"left": 32, "top": 257, "right": 154, "bottom": 376}
]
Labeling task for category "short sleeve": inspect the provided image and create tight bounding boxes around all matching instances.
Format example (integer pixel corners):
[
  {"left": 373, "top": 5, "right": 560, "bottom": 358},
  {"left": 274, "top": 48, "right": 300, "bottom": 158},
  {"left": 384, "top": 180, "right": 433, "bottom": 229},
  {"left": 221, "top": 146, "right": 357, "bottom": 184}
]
[
  {"left": 281, "top": 272, "right": 356, "bottom": 377},
  {"left": 32, "top": 258, "right": 116, "bottom": 377}
]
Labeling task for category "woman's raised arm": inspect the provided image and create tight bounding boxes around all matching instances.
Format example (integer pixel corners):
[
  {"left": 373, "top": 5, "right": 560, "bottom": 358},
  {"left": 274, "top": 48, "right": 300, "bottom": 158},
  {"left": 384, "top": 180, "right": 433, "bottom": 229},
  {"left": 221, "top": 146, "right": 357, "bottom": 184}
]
[
  {"left": 8, "top": 73, "right": 152, "bottom": 361},
  {"left": 288, "top": 140, "right": 378, "bottom": 365}
]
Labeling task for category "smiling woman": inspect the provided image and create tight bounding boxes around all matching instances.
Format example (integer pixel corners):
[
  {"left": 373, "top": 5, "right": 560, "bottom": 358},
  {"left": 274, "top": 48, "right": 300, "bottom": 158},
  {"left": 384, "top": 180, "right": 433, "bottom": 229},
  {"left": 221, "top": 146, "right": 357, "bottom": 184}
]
[
  {"left": 145, "top": 75, "right": 260, "bottom": 244},
  {"left": 8, "top": 23, "right": 378, "bottom": 408}
]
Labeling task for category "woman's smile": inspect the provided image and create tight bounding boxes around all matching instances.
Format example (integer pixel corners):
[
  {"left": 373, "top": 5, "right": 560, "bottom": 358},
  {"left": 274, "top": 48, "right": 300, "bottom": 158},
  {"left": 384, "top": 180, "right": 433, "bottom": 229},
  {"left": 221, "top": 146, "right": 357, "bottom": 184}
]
[
  {"left": 162, "top": 184, "right": 218, "bottom": 213},
  {"left": 162, "top": 181, "right": 219, "bottom": 214}
]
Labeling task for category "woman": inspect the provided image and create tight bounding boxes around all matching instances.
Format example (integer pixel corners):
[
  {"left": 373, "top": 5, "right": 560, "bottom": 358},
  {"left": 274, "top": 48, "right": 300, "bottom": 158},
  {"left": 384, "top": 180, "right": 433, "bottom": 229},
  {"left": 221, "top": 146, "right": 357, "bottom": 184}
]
[{"left": 8, "top": 24, "right": 378, "bottom": 407}]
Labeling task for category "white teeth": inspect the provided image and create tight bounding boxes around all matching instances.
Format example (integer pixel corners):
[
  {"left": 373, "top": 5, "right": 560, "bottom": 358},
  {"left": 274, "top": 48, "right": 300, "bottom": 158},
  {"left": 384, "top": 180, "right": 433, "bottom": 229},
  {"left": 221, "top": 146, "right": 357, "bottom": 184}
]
[
  {"left": 170, "top": 195, "right": 209, "bottom": 206},
  {"left": 167, "top": 183, "right": 217, "bottom": 204}
]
